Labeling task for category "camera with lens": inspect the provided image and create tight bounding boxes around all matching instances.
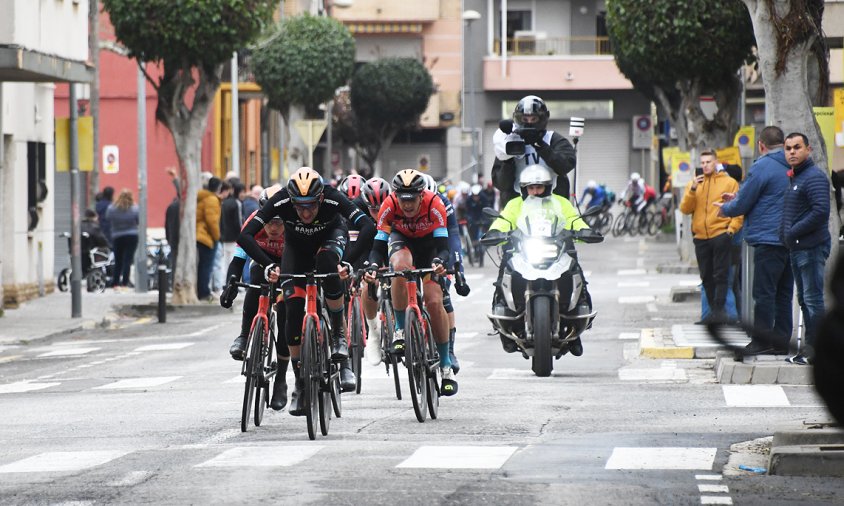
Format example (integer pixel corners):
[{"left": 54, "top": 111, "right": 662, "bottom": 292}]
[{"left": 500, "top": 120, "right": 543, "bottom": 156}]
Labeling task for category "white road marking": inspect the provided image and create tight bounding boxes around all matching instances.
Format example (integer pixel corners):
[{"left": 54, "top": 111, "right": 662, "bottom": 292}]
[
  {"left": 463, "top": 273, "right": 485, "bottom": 280},
  {"left": 646, "top": 303, "right": 658, "bottom": 313},
  {"left": 0, "top": 451, "right": 128, "bottom": 473},
  {"left": 636, "top": 257, "right": 645, "bottom": 268},
  {"left": 455, "top": 332, "right": 478, "bottom": 339},
  {"left": 679, "top": 279, "right": 702, "bottom": 287},
  {"left": 38, "top": 347, "right": 100, "bottom": 357},
  {"left": 94, "top": 376, "right": 181, "bottom": 390},
  {"left": 396, "top": 446, "right": 517, "bottom": 469},
  {"left": 617, "top": 281, "right": 650, "bottom": 288},
  {"left": 618, "top": 366, "right": 687, "bottom": 382},
  {"left": 617, "top": 269, "right": 647, "bottom": 276},
  {"left": 696, "top": 474, "right": 723, "bottom": 480},
  {"left": 0, "top": 381, "right": 61, "bottom": 394},
  {"left": 134, "top": 343, "right": 195, "bottom": 352},
  {"left": 605, "top": 447, "right": 716, "bottom": 470},
  {"left": 722, "top": 385, "right": 790, "bottom": 407},
  {"left": 618, "top": 332, "right": 641, "bottom": 340},
  {"left": 698, "top": 484, "right": 730, "bottom": 493},
  {"left": 700, "top": 497, "right": 733, "bottom": 505},
  {"left": 487, "top": 369, "right": 567, "bottom": 380},
  {"left": 618, "top": 295, "right": 655, "bottom": 304},
  {"left": 195, "top": 446, "right": 322, "bottom": 467}
]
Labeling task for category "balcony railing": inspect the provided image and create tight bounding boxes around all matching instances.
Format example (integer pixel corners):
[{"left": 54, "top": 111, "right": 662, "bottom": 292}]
[{"left": 493, "top": 36, "right": 613, "bottom": 56}]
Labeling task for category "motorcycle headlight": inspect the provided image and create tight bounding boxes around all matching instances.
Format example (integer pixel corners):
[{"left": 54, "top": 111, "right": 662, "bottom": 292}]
[{"left": 522, "top": 238, "right": 560, "bottom": 265}]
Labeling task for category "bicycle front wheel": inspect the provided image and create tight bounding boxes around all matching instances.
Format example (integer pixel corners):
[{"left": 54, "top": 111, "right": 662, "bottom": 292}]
[
  {"left": 319, "top": 318, "right": 333, "bottom": 436},
  {"left": 405, "top": 309, "right": 428, "bottom": 423},
  {"left": 302, "top": 317, "right": 320, "bottom": 440},
  {"left": 255, "top": 320, "right": 276, "bottom": 427},
  {"left": 241, "top": 319, "right": 262, "bottom": 432},
  {"left": 349, "top": 296, "right": 363, "bottom": 395},
  {"left": 424, "top": 314, "right": 440, "bottom": 420}
]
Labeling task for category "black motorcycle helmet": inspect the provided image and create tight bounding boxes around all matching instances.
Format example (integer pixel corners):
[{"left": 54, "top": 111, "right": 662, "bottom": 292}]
[{"left": 513, "top": 95, "right": 549, "bottom": 130}]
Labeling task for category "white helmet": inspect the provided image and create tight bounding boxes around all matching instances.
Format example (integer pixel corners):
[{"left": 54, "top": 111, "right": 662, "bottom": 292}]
[
  {"left": 470, "top": 184, "right": 482, "bottom": 196},
  {"left": 586, "top": 180, "right": 597, "bottom": 189},
  {"left": 630, "top": 172, "right": 641, "bottom": 181},
  {"left": 421, "top": 173, "right": 437, "bottom": 193},
  {"left": 457, "top": 181, "right": 471, "bottom": 194},
  {"left": 519, "top": 164, "right": 553, "bottom": 199}
]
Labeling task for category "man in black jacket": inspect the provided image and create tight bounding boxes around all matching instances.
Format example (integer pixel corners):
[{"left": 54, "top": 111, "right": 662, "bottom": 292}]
[
  {"left": 491, "top": 95, "right": 577, "bottom": 203},
  {"left": 219, "top": 182, "right": 243, "bottom": 289}
]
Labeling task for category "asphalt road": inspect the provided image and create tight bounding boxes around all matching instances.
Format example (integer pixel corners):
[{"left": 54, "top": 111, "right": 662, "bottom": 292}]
[{"left": 0, "top": 235, "right": 839, "bottom": 505}]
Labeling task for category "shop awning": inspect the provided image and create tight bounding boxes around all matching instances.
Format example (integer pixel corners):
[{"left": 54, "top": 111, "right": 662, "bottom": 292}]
[{"left": 0, "top": 46, "right": 93, "bottom": 83}]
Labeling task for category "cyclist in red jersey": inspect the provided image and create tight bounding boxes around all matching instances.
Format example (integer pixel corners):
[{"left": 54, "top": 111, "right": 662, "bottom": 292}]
[{"left": 364, "top": 169, "right": 458, "bottom": 396}]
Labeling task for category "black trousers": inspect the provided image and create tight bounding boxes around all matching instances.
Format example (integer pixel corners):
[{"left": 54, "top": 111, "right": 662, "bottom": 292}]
[{"left": 694, "top": 233, "right": 732, "bottom": 315}]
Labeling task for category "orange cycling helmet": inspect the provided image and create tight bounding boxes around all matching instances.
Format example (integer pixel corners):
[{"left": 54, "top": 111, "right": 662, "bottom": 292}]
[
  {"left": 287, "top": 167, "right": 324, "bottom": 204},
  {"left": 391, "top": 169, "right": 425, "bottom": 200}
]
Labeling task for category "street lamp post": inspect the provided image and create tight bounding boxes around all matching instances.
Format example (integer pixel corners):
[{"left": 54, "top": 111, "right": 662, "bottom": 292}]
[{"left": 463, "top": 9, "right": 481, "bottom": 182}]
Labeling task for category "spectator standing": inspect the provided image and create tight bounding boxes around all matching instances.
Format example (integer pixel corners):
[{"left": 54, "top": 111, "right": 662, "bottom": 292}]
[
  {"left": 718, "top": 126, "right": 793, "bottom": 354},
  {"left": 780, "top": 132, "right": 831, "bottom": 365},
  {"left": 212, "top": 180, "right": 232, "bottom": 293},
  {"left": 680, "top": 149, "right": 744, "bottom": 323},
  {"left": 197, "top": 177, "right": 222, "bottom": 301},
  {"left": 106, "top": 189, "right": 139, "bottom": 288},
  {"left": 219, "top": 182, "right": 244, "bottom": 288},
  {"left": 164, "top": 167, "right": 181, "bottom": 273},
  {"left": 95, "top": 186, "right": 115, "bottom": 247},
  {"left": 242, "top": 184, "right": 262, "bottom": 219}
]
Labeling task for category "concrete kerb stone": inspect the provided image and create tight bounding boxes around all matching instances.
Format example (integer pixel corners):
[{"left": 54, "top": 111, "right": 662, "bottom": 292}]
[
  {"left": 713, "top": 353, "right": 815, "bottom": 385},
  {"left": 669, "top": 285, "right": 700, "bottom": 302},
  {"left": 773, "top": 429, "right": 844, "bottom": 447},
  {"left": 731, "top": 363, "right": 754, "bottom": 384},
  {"left": 776, "top": 364, "right": 814, "bottom": 385},
  {"left": 750, "top": 365, "right": 781, "bottom": 384},
  {"left": 768, "top": 445, "right": 844, "bottom": 477}
]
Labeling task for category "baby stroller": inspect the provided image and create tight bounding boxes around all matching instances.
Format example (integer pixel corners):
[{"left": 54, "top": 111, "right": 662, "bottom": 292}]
[{"left": 57, "top": 231, "right": 114, "bottom": 293}]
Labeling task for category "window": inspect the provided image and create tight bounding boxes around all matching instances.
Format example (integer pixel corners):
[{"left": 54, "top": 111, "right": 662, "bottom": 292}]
[{"left": 27, "top": 141, "right": 47, "bottom": 231}]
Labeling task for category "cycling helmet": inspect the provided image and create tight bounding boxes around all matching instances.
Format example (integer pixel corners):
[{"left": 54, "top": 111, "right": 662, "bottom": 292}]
[
  {"left": 287, "top": 167, "right": 323, "bottom": 204},
  {"left": 339, "top": 174, "right": 366, "bottom": 200},
  {"left": 470, "top": 184, "right": 482, "bottom": 196},
  {"left": 363, "top": 177, "right": 391, "bottom": 210},
  {"left": 586, "top": 180, "right": 597, "bottom": 189},
  {"left": 391, "top": 169, "right": 425, "bottom": 200},
  {"left": 513, "top": 95, "right": 549, "bottom": 130},
  {"left": 519, "top": 164, "right": 553, "bottom": 199},
  {"left": 421, "top": 173, "right": 438, "bottom": 193},
  {"left": 630, "top": 172, "right": 641, "bottom": 181},
  {"left": 457, "top": 181, "right": 471, "bottom": 194},
  {"left": 258, "top": 184, "right": 283, "bottom": 207}
]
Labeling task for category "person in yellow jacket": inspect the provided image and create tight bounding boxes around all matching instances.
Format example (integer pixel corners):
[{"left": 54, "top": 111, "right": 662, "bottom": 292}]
[
  {"left": 680, "top": 149, "right": 744, "bottom": 323},
  {"left": 196, "top": 176, "right": 222, "bottom": 300},
  {"left": 486, "top": 164, "right": 591, "bottom": 357}
]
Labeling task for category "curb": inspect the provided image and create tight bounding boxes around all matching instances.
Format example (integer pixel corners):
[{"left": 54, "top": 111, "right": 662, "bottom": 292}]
[
  {"left": 115, "top": 303, "right": 233, "bottom": 319},
  {"left": 714, "top": 352, "right": 814, "bottom": 385},
  {"left": 639, "top": 328, "right": 695, "bottom": 359}
]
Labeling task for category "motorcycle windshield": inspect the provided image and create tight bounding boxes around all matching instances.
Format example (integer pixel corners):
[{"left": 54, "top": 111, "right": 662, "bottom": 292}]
[{"left": 516, "top": 196, "right": 567, "bottom": 238}]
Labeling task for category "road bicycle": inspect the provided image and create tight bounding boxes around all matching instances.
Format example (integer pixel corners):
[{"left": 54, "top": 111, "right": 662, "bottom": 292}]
[
  {"left": 232, "top": 278, "right": 280, "bottom": 432},
  {"left": 373, "top": 267, "right": 460, "bottom": 422},
  {"left": 458, "top": 218, "right": 479, "bottom": 267},
  {"left": 345, "top": 270, "right": 367, "bottom": 395},
  {"left": 374, "top": 275, "right": 402, "bottom": 400},
  {"left": 278, "top": 271, "right": 342, "bottom": 440}
]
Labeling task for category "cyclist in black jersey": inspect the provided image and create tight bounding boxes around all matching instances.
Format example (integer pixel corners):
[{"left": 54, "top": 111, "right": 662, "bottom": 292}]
[{"left": 238, "top": 167, "right": 376, "bottom": 416}]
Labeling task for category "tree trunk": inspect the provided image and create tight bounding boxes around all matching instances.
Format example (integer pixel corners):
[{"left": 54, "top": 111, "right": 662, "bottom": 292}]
[{"left": 743, "top": 0, "right": 840, "bottom": 274}]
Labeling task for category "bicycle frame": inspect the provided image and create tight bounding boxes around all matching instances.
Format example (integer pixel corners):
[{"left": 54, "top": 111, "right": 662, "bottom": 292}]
[{"left": 346, "top": 272, "right": 368, "bottom": 347}]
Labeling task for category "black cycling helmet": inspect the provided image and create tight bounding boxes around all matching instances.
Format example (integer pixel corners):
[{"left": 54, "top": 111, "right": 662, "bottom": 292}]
[
  {"left": 363, "top": 177, "right": 391, "bottom": 210},
  {"left": 391, "top": 169, "right": 425, "bottom": 200},
  {"left": 513, "top": 95, "right": 549, "bottom": 131},
  {"left": 339, "top": 174, "right": 366, "bottom": 200},
  {"left": 286, "top": 167, "right": 323, "bottom": 204}
]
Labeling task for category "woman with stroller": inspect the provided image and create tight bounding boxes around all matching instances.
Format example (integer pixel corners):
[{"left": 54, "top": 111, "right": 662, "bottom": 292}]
[{"left": 106, "top": 189, "right": 139, "bottom": 289}]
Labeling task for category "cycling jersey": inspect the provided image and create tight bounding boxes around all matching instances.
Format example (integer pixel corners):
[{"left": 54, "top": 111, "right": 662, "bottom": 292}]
[
  {"left": 234, "top": 210, "right": 284, "bottom": 264},
  {"left": 369, "top": 189, "right": 449, "bottom": 266}
]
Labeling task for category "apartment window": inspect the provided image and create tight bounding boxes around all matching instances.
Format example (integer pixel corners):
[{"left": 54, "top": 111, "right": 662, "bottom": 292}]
[{"left": 506, "top": 10, "right": 532, "bottom": 39}]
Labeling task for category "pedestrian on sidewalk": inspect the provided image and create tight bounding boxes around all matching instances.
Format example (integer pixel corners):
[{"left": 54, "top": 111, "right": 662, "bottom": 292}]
[
  {"left": 780, "top": 132, "right": 830, "bottom": 365},
  {"left": 106, "top": 189, "right": 139, "bottom": 288},
  {"left": 196, "top": 177, "right": 222, "bottom": 301},
  {"left": 680, "top": 148, "right": 743, "bottom": 324},
  {"left": 717, "top": 126, "right": 793, "bottom": 355},
  {"left": 95, "top": 186, "right": 115, "bottom": 247}
]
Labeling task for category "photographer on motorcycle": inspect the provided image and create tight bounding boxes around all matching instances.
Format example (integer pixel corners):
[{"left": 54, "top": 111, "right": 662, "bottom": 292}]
[
  {"left": 491, "top": 95, "right": 577, "bottom": 204},
  {"left": 485, "top": 165, "right": 593, "bottom": 357}
]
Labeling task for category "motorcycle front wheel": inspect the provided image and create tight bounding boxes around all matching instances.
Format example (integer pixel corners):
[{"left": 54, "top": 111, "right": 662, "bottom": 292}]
[{"left": 530, "top": 296, "right": 553, "bottom": 377}]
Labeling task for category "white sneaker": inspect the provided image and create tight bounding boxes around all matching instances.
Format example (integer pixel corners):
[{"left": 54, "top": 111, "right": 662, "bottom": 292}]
[
  {"left": 365, "top": 318, "right": 382, "bottom": 366},
  {"left": 391, "top": 329, "right": 405, "bottom": 355}
]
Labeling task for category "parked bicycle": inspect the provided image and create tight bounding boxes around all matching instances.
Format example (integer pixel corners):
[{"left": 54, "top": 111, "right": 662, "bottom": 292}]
[{"left": 232, "top": 278, "right": 281, "bottom": 432}]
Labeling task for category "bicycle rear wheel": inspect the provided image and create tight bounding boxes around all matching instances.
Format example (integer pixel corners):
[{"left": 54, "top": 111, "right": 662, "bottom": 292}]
[
  {"left": 405, "top": 309, "right": 428, "bottom": 423},
  {"left": 255, "top": 322, "right": 275, "bottom": 427},
  {"left": 302, "top": 317, "right": 320, "bottom": 440},
  {"left": 462, "top": 226, "right": 477, "bottom": 267},
  {"left": 612, "top": 213, "right": 626, "bottom": 237},
  {"left": 349, "top": 296, "right": 363, "bottom": 395},
  {"left": 241, "top": 320, "right": 262, "bottom": 432},
  {"left": 424, "top": 315, "right": 440, "bottom": 420}
]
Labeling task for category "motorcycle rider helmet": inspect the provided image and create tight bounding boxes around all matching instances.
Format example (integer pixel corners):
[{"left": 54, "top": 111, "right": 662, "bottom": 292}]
[
  {"left": 586, "top": 180, "right": 597, "bottom": 189},
  {"left": 339, "top": 174, "right": 366, "bottom": 200},
  {"left": 519, "top": 164, "right": 553, "bottom": 199},
  {"left": 421, "top": 173, "right": 438, "bottom": 194},
  {"left": 287, "top": 167, "right": 324, "bottom": 204},
  {"left": 513, "top": 95, "right": 549, "bottom": 130},
  {"left": 258, "top": 184, "right": 282, "bottom": 207},
  {"left": 363, "top": 177, "right": 391, "bottom": 211},
  {"left": 391, "top": 169, "right": 426, "bottom": 200}
]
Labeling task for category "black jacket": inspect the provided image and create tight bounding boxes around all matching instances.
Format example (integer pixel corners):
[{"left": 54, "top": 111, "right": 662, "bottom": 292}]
[
  {"left": 780, "top": 157, "right": 830, "bottom": 251},
  {"left": 491, "top": 130, "right": 576, "bottom": 203},
  {"left": 219, "top": 196, "right": 243, "bottom": 243}
]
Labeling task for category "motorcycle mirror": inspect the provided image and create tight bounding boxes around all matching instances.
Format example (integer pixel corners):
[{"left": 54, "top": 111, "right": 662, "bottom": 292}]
[
  {"left": 580, "top": 206, "right": 602, "bottom": 219},
  {"left": 480, "top": 230, "right": 508, "bottom": 247},
  {"left": 482, "top": 207, "right": 501, "bottom": 219},
  {"left": 576, "top": 229, "right": 604, "bottom": 244}
]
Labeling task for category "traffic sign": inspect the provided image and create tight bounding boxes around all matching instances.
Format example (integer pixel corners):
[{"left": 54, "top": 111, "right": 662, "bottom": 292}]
[{"left": 294, "top": 120, "right": 327, "bottom": 167}]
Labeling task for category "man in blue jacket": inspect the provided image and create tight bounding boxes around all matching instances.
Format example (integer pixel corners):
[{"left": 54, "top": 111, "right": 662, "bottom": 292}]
[
  {"left": 779, "top": 132, "right": 830, "bottom": 365},
  {"left": 717, "top": 126, "right": 792, "bottom": 355}
]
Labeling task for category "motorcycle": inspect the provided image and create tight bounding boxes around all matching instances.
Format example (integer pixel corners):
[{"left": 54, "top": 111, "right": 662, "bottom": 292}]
[{"left": 481, "top": 198, "right": 604, "bottom": 376}]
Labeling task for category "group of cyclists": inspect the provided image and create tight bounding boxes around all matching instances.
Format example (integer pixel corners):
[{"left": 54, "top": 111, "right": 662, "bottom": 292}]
[{"left": 220, "top": 166, "right": 471, "bottom": 416}]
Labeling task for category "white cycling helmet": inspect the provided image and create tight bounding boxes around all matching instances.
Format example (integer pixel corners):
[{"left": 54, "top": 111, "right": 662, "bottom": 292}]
[
  {"left": 470, "top": 184, "right": 482, "bottom": 196},
  {"left": 421, "top": 173, "right": 438, "bottom": 193},
  {"left": 586, "top": 179, "right": 597, "bottom": 189},
  {"left": 630, "top": 172, "right": 641, "bottom": 181},
  {"left": 519, "top": 164, "right": 553, "bottom": 199}
]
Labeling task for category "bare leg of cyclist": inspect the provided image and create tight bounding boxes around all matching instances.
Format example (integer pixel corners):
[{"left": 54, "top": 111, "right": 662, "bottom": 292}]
[
  {"left": 363, "top": 286, "right": 382, "bottom": 365},
  {"left": 389, "top": 249, "right": 413, "bottom": 354},
  {"left": 424, "top": 281, "right": 457, "bottom": 396}
]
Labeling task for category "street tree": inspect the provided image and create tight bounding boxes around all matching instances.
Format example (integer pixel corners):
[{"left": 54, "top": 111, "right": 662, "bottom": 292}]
[
  {"left": 101, "top": 0, "right": 275, "bottom": 304},
  {"left": 250, "top": 14, "right": 355, "bottom": 174},
  {"left": 606, "top": 0, "right": 755, "bottom": 150},
  {"left": 349, "top": 58, "right": 434, "bottom": 175},
  {"left": 740, "top": 0, "right": 838, "bottom": 253}
]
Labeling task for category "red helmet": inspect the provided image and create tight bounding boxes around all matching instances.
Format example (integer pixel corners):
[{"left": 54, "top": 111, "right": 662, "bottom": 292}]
[
  {"left": 339, "top": 174, "right": 366, "bottom": 200},
  {"left": 362, "top": 177, "right": 391, "bottom": 211}
]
